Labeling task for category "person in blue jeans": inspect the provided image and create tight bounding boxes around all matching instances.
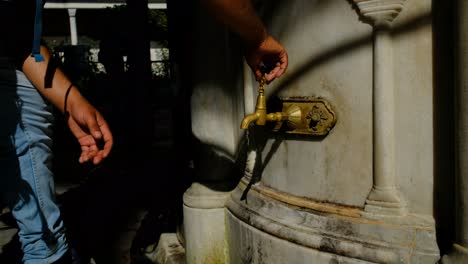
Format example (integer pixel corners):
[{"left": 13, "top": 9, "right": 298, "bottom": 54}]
[
  {"left": 0, "top": 59, "right": 113, "bottom": 264},
  {"left": 0, "top": 0, "right": 287, "bottom": 263},
  {"left": 0, "top": 0, "right": 113, "bottom": 263}
]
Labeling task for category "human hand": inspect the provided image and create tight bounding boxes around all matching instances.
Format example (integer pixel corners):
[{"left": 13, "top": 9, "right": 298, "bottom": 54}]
[
  {"left": 66, "top": 95, "right": 113, "bottom": 165},
  {"left": 244, "top": 35, "right": 288, "bottom": 83}
]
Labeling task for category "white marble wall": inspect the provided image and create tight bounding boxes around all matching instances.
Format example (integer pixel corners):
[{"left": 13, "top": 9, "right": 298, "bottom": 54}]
[
  {"left": 392, "top": 0, "right": 433, "bottom": 216},
  {"left": 243, "top": 0, "right": 433, "bottom": 214},
  {"left": 184, "top": 0, "right": 439, "bottom": 263},
  {"left": 254, "top": 0, "right": 374, "bottom": 207}
]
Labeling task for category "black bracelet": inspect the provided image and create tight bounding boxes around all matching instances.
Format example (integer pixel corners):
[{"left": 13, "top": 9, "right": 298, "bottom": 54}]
[{"left": 63, "top": 84, "right": 73, "bottom": 118}]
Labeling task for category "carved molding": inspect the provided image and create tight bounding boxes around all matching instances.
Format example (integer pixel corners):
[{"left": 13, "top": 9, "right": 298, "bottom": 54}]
[
  {"left": 226, "top": 181, "right": 440, "bottom": 263},
  {"left": 353, "top": 0, "right": 406, "bottom": 27}
]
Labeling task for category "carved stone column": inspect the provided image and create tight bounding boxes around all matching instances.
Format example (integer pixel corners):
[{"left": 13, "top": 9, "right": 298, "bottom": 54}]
[{"left": 353, "top": 0, "right": 406, "bottom": 215}]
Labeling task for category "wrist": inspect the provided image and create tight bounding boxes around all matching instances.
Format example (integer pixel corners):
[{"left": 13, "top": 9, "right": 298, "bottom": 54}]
[
  {"left": 63, "top": 85, "right": 86, "bottom": 116},
  {"left": 245, "top": 29, "right": 269, "bottom": 50},
  {"left": 63, "top": 84, "right": 73, "bottom": 116}
]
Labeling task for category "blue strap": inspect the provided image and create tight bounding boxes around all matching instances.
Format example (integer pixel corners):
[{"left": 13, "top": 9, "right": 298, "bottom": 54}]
[{"left": 32, "top": 0, "right": 44, "bottom": 62}]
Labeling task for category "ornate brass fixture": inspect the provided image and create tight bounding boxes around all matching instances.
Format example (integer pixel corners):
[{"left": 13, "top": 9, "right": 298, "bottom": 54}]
[
  {"left": 240, "top": 76, "right": 287, "bottom": 129},
  {"left": 273, "top": 97, "right": 337, "bottom": 136},
  {"left": 240, "top": 77, "right": 337, "bottom": 136}
]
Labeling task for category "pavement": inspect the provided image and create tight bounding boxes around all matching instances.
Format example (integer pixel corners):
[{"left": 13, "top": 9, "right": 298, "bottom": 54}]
[
  {"left": 0, "top": 138, "right": 184, "bottom": 264},
  {"left": 0, "top": 177, "right": 181, "bottom": 264}
]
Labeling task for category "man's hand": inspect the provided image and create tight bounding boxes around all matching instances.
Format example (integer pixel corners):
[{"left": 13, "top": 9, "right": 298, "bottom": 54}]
[
  {"left": 67, "top": 95, "right": 113, "bottom": 165},
  {"left": 21, "top": 46, "right": 113, "bottom": 165},
  {"left": 245, "top": 35, "right": 288, "bottom": 83},
  {"left": 200, "top": 0, "right": 288, "bottom": 83}
]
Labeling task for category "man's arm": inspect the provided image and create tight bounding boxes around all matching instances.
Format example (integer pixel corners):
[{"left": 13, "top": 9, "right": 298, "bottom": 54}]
[
  {"left": 200, "top": 0, "right": 288, "bottom": 82},
  {"left": 22, "top": 45, "right": 113, "bottom": 165}
]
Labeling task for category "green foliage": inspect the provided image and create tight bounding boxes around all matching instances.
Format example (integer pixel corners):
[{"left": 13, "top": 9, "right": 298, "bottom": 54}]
[{"left": 149, "top": 9, "right": 168, "bottom": 33}]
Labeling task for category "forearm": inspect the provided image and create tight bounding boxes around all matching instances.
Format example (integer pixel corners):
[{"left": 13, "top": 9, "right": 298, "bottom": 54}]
[
  {"left": 200, "top": 0, "right": 268, "bottom": 47},
  {"left": 21, "top": 45, "right": 83, "bottom": 113}
]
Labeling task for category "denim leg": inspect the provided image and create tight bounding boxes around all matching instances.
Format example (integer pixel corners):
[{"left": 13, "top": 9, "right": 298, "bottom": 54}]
[{"left": 0, "top": 69, "right": 69, "bottom": 263}]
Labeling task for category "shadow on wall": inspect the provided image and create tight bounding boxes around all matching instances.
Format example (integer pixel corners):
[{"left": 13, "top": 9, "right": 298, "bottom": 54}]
[
  {"left": 270, "top": 6, "right": 454, "bottom": 256},
  {"left": 0, "top": 1, "right": 454, "bottom": 262},
  {"left": 432, "top": 0, "right": 456, "bottom": 255},
  {"left": 262, "top": 6, "right": 454, "bottom": 255},
  {"left": 215, "top": 3, "right": 454, "bottom": 257}
]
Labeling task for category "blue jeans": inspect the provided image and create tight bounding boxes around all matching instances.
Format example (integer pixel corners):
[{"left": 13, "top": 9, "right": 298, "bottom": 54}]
[{"left": 0, "top": 65, "right": 69, "bottom": 263}]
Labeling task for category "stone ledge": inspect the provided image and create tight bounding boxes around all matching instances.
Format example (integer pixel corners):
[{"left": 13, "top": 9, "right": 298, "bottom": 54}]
[
  {"left": 183, "top": 182, "right": 232, "bottom": 209},
  {"left": 227, "top": 182, "right": 440, "bottom": 264}
]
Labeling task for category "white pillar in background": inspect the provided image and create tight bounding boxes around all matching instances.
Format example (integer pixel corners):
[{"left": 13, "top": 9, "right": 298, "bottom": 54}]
[{"left": 67, "top": 8, "right": 78, "bottom": 45}]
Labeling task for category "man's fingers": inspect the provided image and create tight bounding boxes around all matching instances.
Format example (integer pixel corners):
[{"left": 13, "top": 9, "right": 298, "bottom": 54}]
[
  {"left": 68, "top": 106, "right": 113, "bottom": 165},
  {"left": 101, "top": 139, "right": 112, "bottom": 158},
  {"left": 78, "top": 135, "right": 96, "bottom": 147},
  {"left": 266, "top": 66, "right": 280, "bottom": 80},
  {"left": 79, "top": 145, "right": 105, "bottom": 164},
  {"left": 79, "top": 146, "right": 90, "bottom": 163},
  {"left": 277, "top": 52, "right": 288, "bottom": 77},
  {"left": 88, "top": 145, "right": 99, "bottom": 157},
  {"left": 275, "top": 65, "right": 286, "bottom": 78},
  {"left": 254, "top": 69, "right": 262, "bottom": 81},
  {"left": 97, "top": 113, "right": 113, "bottom": 157},
  {"left": 85, "top": 114, "right": 103, "bottom": 140},
  {"left": 93, "top": 153, "right": 104, "bottom": 165},
  {"left": 78, "top": 137, "right": 99, "bottom": 164}
]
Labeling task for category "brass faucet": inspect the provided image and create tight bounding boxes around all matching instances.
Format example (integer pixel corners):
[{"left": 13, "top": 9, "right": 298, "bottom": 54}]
[{"left": 241, "top": 75, "right": 287, "bottom": 129}]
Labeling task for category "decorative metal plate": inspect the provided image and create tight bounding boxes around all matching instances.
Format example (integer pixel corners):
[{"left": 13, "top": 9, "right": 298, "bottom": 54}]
[{"left": 273, "top": 96, "right": 337, "bottom": 136}]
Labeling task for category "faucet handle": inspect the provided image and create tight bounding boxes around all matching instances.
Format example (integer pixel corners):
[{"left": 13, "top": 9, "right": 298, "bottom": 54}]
[{"left": 258, "top": 74, "right": 267, "bottom": 93}]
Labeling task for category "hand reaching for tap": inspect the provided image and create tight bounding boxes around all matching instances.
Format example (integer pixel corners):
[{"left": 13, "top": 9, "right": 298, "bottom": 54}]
[
  {"left": 244, "top": 35, "right": 288, "bottom": 84},
  {"left": 200, "top": 0, "right": 288, "bottom": 83}
]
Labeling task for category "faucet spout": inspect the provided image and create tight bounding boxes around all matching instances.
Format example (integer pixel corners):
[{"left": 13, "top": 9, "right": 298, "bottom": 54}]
[
  {"left": 241, "top": 113, "right": 260, "bottom": 129},
  {"left": 241, "top": 75, "right": 271, "bottom": 129}
]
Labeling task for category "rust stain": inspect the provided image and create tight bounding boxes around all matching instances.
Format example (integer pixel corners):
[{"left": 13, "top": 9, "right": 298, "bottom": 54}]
[
  {"left": 239, "top": 178, "right": 361, "bottom": 218},
  {"left": 238, "top": 179, "right": 438, "bottom": 230},
  {"left": 201, "top": 244, "right": 225, "bottom": 264}
]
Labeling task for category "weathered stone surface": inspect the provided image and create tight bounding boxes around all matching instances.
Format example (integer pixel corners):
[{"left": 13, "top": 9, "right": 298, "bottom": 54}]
[
  {"left": 226, "top": 184, "right": 439, "bottom": 264},
  {"left": 226, "top": 210, "right": 374, "bottom": 264},
  {"left": 182, "top": 183, "right": 231, "bottom": 263},
  {"left": 185, "top": 0, "right": 440, "bottom": 263},
  {"left": 258, "top": 0, "right": 374, "bottom": 207}
]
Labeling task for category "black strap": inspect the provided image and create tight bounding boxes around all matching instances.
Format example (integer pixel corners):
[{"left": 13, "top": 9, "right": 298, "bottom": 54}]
[{"left": 63, "top": 84, "right": 73, "bottom": 118}]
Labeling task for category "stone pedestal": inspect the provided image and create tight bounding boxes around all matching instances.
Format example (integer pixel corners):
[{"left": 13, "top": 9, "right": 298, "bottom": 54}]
[{"left": 182, "top": 183, "right": 230, "bottom": 264}]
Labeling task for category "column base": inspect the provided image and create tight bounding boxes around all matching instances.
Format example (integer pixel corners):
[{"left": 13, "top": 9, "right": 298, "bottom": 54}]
[
  {"left": 441, "top": 244, "right": 468, "bottom": 264},
  {"left": 182, "top": 182, "right": 231, "bottom": 264},
  {"left": 364, "top": 187, "right": 406, "bottom": 216}
]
